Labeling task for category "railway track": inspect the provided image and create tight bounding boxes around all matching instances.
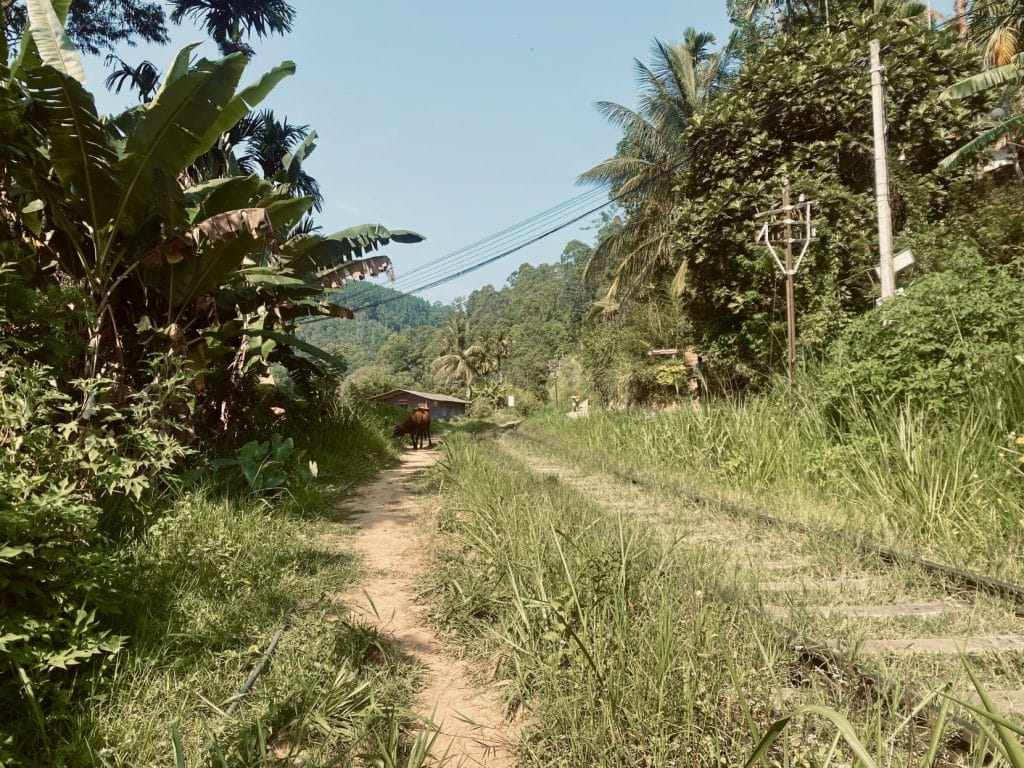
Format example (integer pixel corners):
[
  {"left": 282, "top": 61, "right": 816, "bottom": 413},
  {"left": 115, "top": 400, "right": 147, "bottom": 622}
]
[{"left": 499, "top": 430, "right": 1024, "bottom": 758}]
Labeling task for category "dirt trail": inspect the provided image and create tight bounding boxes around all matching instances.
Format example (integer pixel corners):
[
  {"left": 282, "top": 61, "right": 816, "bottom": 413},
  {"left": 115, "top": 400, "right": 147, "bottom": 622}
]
[{"left": 337, "top": 446, "right": 516, "bottom": 767}]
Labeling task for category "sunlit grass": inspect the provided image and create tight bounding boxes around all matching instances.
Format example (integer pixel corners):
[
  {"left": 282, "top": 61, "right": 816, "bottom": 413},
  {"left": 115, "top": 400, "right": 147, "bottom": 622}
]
[
  {"left": 48, "top": 405, "right": 432, "bottom": 767},
  {"left": 421, "top": 434, "right": 967, "bottom": 767},
  {"left": 522, "top": 376, "right": 1024, "bottom": 580}
]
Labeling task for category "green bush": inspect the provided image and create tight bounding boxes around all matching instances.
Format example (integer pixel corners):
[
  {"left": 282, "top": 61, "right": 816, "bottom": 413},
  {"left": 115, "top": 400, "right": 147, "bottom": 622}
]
[
  {"left": 822, "top": 259, "right": 1024, "bottom": 413},
  {"left": 509, "top": 388, "right": 540, "bottom": 416},
  {"left": 0, "top": 359, "right": 192, "bottom": 760},
  {"left": 213, "top": 433, "right": 317, "bottom": 495}
]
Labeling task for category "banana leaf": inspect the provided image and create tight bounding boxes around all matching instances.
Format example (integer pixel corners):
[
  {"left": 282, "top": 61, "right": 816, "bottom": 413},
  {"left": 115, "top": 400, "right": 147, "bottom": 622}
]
[
  {"left": 941, "top": 55, "right": 1024, "bottom": 101},
  {"left": 263, "top": 195, "right": 313, "bottom": 234},
  {"left": 940, "top": 113, "right": 1024, "bottom": 168},
  {"left": 186, "top": 175, "right": 269, "bottom": 220},
  {"left": 17, "top": 0, "right": 82, "bottom": 83},
  {"left": 274, "top": 300, "right": 354, "bottom": 321},
  {"left": 195, "top": 60, "right": 296, "bottom": 151},
  {"left": 232, "top": 328, "right": 346, "bottom": 374},
  {"left": 116, "top": 55, "right": 248, "bottom": 229},
  {"left": 21, "top": 65, "right": 118, "bottom": 228},
  {"left": 284, "top": 225, "right": 423, "bottom": 274},
  {"left": 316, "top": 255, "right": 392, "bottom": 287}
]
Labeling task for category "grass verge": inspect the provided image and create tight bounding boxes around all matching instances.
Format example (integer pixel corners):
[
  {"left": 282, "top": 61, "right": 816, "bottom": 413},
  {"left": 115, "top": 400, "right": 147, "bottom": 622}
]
[
  {"left": 420, "top": 434, "right": 952, "bottom": 767},
  {"left": 430, "top": 434, "right": 1024, "bottom": 766},
  {"left": 43, "top": 404, "right": 432, "bottom": 767},
  {"left": 522, "top": 385, "right": 1024, "bottom": 582}
]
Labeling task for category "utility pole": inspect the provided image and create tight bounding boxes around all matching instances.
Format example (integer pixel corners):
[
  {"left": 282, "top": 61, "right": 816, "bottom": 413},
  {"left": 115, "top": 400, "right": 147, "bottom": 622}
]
[
  {"left": 870, "top": 40, "right": 896, "bottom": 302},
  {"left": 782, "top": 184, "right": 797, "bottom": 383},
  {"left": 755, "top": 181, "right": 816, "bottom": 390}
]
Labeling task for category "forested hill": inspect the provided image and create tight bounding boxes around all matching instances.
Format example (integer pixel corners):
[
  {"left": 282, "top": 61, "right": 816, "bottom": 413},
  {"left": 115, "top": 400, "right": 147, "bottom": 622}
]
[
  {"left": 336, "top": 283, "right": 449, "bottom": 331},
  {"left": 298, "top": 283, "right": 450, "bottom": 372}
]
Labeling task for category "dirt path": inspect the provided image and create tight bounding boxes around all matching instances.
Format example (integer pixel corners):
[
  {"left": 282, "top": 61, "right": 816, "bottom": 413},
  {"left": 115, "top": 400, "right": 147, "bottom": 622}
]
[{"left": 337, "top": 446, "right": 516, "bottom": 767}]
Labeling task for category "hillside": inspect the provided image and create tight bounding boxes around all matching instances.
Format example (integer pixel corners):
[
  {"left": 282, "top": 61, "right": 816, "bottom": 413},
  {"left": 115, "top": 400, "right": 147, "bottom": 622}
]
[{"left": 298, "top": 283, "right": 450, "bottom": 372}]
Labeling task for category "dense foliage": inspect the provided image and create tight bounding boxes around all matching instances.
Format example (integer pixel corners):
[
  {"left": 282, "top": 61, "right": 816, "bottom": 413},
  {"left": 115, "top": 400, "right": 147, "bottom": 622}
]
[
  {"left": 6, "top": 0, "right": 1024, "bottom": 761},
  {"left": 0, "top": 2, "right": 424, "bottom": 762},
  {"left": 318, "top": 7, "right": 1022, "bottom": 414},
  {"left": 673, "top": 13, "right": 983, "bottom": 381}
]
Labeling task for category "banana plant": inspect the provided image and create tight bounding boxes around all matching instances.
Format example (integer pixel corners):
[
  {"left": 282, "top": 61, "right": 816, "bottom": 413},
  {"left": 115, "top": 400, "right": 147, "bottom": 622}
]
[
  {"left": 940, "top": 53, "right": 1024, "bottom": 168},
  {"left": 6, "top": 0, "right": 423, "bottom": 411}
]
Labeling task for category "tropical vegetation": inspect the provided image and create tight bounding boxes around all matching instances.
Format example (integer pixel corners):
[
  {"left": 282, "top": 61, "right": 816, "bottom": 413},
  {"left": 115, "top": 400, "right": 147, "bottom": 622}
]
[
  {"left": 6, "top": 0, "right": 1024, "bottom": 764},
  {"left": 0, "top": 0, "right": 430, "bottom": 764}
]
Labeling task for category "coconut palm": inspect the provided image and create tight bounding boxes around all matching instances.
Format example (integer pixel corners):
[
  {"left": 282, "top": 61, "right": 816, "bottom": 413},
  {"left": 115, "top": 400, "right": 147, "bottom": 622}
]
[
  {"left": 578, "top": 28, "right": 731, "bottom": 310},
  {"left": 969, "top": 0, "right": 1024, "bottom": 64},
  {"left": 168, "top": 0, "right": 295, "bottom": 57},
  {"left": 939, "top": 0, "right": 1024, "bottom": 168},
  {"left": 431, "top": 316, "right": 485, "bottom": 399}
]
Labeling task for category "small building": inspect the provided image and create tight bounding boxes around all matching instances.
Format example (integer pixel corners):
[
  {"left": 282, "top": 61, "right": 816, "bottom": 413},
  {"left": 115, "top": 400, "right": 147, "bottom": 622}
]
[{"left": 371, "top": 389, "right": 470, "bottom": 421}]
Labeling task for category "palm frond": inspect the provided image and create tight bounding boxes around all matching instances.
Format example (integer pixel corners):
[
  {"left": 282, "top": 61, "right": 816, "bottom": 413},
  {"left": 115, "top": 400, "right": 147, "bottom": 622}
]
[{"left": 986, "top": 27, "right": 1019, "bottom": 66}]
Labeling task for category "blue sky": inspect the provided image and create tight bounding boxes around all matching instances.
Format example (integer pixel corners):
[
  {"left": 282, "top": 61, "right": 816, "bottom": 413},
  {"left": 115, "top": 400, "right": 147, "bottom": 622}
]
[{"left": 81, "top": 1, "right": 955, "bottom": 305}]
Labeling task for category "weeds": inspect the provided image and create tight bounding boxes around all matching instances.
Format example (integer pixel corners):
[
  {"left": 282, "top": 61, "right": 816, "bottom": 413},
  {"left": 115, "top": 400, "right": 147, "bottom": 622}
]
[
  {"left": 429, "top": 434, "right": 1024, "bottom": 766},
  {"left": 425, "top": 435, "right": 917, "bottom": 767},
  {"left": 524, "top": 380, "right": 1024, "bottom": 579},
  {"left": 17, "top": 404, "right": 429, "bottom": 767}
]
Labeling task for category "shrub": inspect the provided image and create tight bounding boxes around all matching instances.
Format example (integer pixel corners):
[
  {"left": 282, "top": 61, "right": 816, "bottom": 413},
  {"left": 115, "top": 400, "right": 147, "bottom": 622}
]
[
  {"left": 821, "top": 259, "right": 1024, "bottom": 413},
  {"left": 0, "top": 360, "right": 191, "bottom": 760},
  {"left": 213, "top": 433, "right": 317, "bottom": 495}
]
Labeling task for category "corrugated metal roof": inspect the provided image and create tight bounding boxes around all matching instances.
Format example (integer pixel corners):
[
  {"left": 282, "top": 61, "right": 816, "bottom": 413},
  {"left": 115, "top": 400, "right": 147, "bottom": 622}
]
[{"left": 371, "top": 389, "right": 471, "bottom": 405}]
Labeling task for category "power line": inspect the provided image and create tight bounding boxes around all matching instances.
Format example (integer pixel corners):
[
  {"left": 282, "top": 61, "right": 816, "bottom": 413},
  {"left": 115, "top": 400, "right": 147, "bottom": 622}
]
[
  {"left": 352, "top": 194, "right": 623, "bottom": 313},
  {"left": 342, "top": 189, "right": 610, "bottom": 309},
  {"left": 323, "top": 47, "right": 890, "bottom": 318},
  {"left": 338, "top": 186, "right": 610, "bottom": 307}
]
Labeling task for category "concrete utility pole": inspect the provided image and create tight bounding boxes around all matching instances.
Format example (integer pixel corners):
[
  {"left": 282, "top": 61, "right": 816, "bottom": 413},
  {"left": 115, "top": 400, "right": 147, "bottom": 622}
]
[
  {"left": 755, "top": 182, "right": 816, "bottom": 390},
  {"left": 870, "top": 40, "right": 897, "bottom": 302},
  {"left": 782, "top": 184, "right": 797, "bottom": 381}
]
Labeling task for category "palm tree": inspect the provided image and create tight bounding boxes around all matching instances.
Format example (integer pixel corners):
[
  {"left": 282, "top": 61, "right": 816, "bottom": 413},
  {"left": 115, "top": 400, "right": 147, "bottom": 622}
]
[
  {"left": 939, "top": 0, "right": 1024, "bottom": 168},
  {"left": 487, "top": 330, "right": 511, "bottom": 385},
  {"left": 579, "top": 29, "right": 731, "bottom": 310},
  {"left": 169, "top": 0, "right": 295, "bottom": 57},
  {"left": 969, "top": 0, "right": 1024, "bottom": 64},
  {"left": 234, "top": 110, "right": 323, "bottom": 210},
  {"left": 957, "top": 0, "right": 970, "bottom": 37},
  {"left": 179, "top": 109, "right": 323, "bottom": 208},
  {"left": 430, "top": 316, "right": 484, "bottom": 400},
  {"left": 103, "top": 56, "right": 161, "bottom": 101}
]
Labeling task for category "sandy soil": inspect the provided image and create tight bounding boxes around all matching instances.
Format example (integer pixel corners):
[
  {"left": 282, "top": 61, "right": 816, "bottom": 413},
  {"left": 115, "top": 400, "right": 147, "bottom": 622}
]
[{"left": 337, "top": 445, "right": 516, "bottom": 767}]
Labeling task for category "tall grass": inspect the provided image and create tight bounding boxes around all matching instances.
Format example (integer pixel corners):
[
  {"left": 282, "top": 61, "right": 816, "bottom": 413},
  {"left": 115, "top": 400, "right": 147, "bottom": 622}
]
[
  {"left": 525, "top": 373, "right": 1024, "bottom": 578},
  {"left": 43, "top": 404, "right": 431, "bottom": 767},
  {"left": 422, "top": 435, "right": 940, "bottom": 767},
  {"left": 430, "top": 436, "right": 1024, "bottom": 767}
]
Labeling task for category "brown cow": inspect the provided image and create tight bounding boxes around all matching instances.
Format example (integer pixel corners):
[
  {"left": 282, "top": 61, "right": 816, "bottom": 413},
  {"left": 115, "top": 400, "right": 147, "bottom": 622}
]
[{"left": 392, "top": 407, "right": 432, "bottom": 449}]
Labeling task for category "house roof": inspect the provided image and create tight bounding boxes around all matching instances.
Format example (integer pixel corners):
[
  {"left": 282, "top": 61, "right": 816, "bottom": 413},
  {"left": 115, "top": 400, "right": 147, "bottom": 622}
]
[{"left": 371, "top": 388, "right": 471, "bottom": 406}]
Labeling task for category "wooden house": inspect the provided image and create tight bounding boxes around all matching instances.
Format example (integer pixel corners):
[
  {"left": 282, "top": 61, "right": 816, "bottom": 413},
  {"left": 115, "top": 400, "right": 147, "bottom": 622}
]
[{"left": 371, "top": 389, "right": 470, "bottom": 420}]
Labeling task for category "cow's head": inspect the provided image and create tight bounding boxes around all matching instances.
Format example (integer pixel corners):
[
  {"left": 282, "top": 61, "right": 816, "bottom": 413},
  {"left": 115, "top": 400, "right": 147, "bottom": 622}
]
[{"left": 391, "top": 424, "right": 404, "bottom": 437}]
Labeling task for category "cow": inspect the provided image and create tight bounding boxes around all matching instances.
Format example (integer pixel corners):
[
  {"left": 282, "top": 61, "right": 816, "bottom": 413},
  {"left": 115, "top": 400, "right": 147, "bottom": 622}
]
[{"left": 392, "top": 407, "right": 432, "bottom": 449}]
